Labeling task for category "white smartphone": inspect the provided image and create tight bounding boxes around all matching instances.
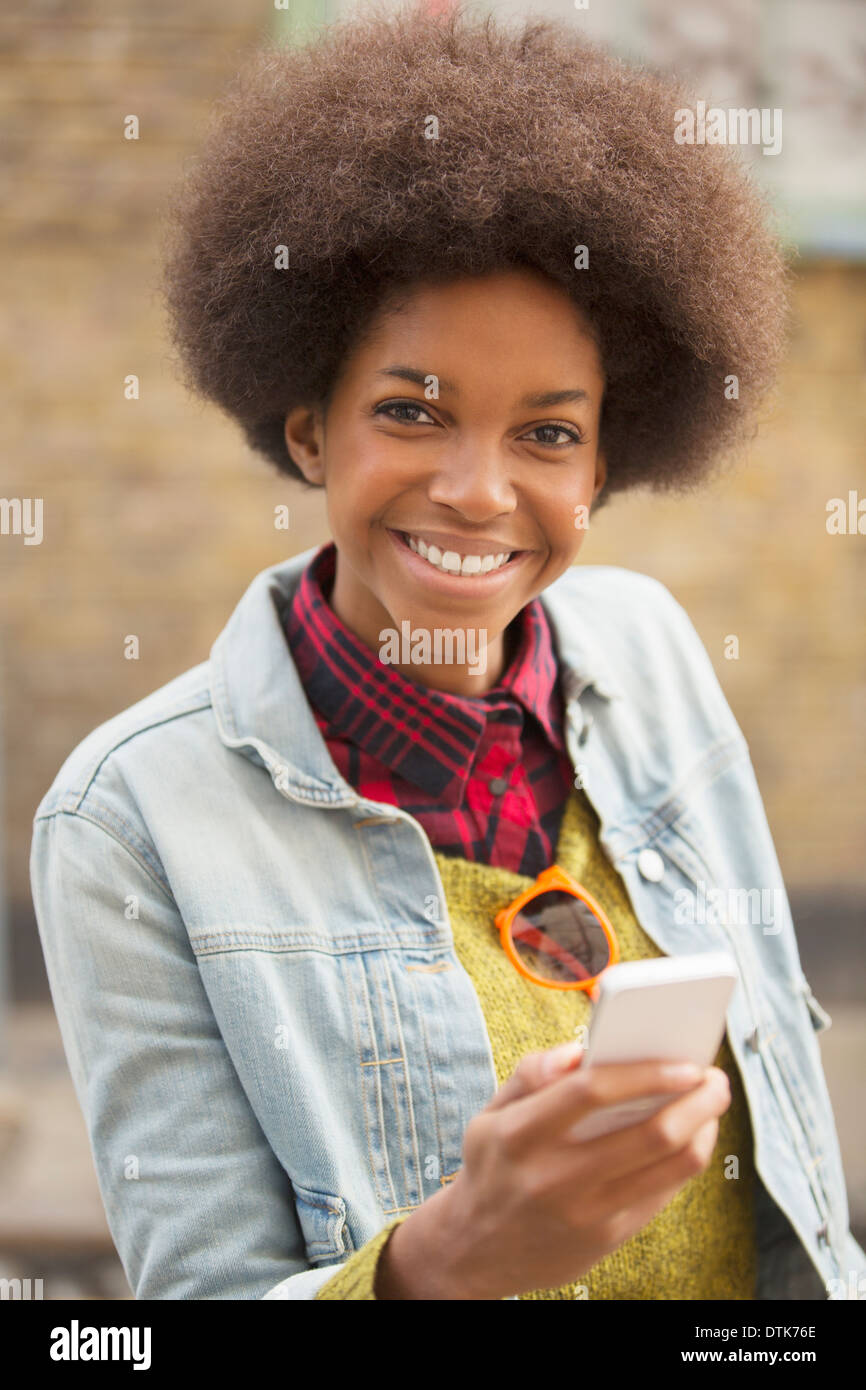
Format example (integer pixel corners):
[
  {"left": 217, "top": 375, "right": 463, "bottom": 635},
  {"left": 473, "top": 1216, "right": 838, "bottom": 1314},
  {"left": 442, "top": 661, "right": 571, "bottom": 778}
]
[{"left": 566, "top": 951, "right": 739, "bottom": 1142}]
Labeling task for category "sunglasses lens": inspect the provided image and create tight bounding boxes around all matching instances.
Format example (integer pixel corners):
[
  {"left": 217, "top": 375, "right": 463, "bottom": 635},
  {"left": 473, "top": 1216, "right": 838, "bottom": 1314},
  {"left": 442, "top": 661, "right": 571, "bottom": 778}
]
[{"left": 510, "top": 890, "right": 610, "bottom": 984}]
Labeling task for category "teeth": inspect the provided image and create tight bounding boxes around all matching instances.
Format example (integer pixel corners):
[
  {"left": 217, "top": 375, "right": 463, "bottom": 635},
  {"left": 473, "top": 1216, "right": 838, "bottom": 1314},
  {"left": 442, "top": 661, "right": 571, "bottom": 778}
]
[{"left": 406, "top": 534, "right": 512, "bottom": 576}]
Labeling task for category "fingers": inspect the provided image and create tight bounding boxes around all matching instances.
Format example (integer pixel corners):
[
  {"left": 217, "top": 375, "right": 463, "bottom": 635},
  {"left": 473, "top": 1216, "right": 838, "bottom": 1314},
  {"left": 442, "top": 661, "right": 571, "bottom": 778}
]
[
  {"left": 493, "top": 1055, "right": 708, "bottom": 1151},
  {"left": 580, "top": 1070, "right": 731, "bottom": 1185},
  {"left": 485, "top": 1040, "right": 585, "bottom": 1112},
  {"left": 540, "top": 1071, "right": 730, "bottom": 1200},
  {"left": 584, "top": 1114, "right": 722, "bottom": 1240}
]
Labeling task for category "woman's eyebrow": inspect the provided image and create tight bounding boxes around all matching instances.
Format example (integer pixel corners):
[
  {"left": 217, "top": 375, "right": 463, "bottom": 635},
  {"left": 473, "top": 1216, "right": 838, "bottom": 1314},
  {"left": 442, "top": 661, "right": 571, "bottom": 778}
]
[
  {"left": 375, "top": 365, "right": 591, "bottom": 407},
  {"left": 375, "top": 365, "right": 458, "bottom": 391},
  {"left": 521, "top": 388, "right": 591, "bottom": 408}
]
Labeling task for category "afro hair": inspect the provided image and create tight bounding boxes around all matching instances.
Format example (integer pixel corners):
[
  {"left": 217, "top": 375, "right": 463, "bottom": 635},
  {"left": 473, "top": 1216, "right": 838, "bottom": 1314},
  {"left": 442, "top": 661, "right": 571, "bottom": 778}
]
[{"left": 160, "top": 0, "right": 791, "bottom": 503}]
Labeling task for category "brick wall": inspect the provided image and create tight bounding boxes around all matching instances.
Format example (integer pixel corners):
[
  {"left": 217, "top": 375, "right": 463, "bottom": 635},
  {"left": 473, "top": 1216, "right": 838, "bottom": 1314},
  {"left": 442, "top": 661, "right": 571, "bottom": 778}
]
[{"left": 1, "top": 3, "right": 864, "bottom": 997}]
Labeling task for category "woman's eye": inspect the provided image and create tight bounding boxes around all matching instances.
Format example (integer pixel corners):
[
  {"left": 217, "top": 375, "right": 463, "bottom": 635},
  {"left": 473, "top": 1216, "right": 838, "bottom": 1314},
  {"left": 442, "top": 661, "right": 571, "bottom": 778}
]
[
  {"left": 374, "top": 399, "right": 437, "bottom": 425},
  {"left": 525, "top": 423, "right": 585, "bottom": 447}
]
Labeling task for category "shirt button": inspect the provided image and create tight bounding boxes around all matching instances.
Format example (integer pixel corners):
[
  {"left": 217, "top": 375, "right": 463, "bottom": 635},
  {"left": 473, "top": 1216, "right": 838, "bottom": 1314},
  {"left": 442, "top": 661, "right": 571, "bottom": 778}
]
[
  {"left": 488, "top": 776, "right": 509, "bottom": 796},
  {"left": 637, "top": 849, "right": 665, "bottom": 882}
]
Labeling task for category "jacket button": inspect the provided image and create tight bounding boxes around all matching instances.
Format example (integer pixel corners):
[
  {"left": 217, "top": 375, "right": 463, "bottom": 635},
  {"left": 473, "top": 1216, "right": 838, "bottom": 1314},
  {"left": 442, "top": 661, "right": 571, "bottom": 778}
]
[
  {"left": 637, "top": 849, "right": 664, "bottom": 882},
  {"left": 816, "top": 1222, "right": 829, "bottom": 1242},
  {"left": 488, "top": 776, "right": 509, "bottom": 796},
  {"left": 745, "top": 1027, "right": 760, "bottom": 1051}
]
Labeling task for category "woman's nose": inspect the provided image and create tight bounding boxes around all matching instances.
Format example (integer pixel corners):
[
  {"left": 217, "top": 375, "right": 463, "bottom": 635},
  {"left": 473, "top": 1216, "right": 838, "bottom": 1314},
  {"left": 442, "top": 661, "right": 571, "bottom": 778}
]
[{"left": 425, "top": 444, "right": 518, "bottom": 519}]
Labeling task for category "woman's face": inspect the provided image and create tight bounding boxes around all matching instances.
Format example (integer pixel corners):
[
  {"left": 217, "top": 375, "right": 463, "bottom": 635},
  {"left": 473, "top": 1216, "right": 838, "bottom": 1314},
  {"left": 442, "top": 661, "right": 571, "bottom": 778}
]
[{"left": 284, "top": 265, "right": 606, "bottom": 696}]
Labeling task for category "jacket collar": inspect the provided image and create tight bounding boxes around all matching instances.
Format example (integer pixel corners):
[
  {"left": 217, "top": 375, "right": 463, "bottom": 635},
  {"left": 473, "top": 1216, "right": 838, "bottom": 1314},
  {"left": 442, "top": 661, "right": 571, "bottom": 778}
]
[{"left": 209, "top": 544, "right": 618, "bottom": 802}]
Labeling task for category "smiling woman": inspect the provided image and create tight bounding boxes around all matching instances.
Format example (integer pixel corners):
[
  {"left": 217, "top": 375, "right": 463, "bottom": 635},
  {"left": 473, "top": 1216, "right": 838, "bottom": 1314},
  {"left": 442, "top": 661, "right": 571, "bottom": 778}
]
[
  {"left": 160, "top": 2, "right": 788, "bottom": 503},
  {"left": 282, "top": 267, "right": 606, "bottom": 694},
  {"left": 29, "top": 0, "right": 865, "bottom": 1307}
]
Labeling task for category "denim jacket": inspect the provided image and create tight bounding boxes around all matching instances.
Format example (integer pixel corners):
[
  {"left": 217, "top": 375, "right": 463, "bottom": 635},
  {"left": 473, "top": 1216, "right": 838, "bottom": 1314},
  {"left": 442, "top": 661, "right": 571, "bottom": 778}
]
[{"left": 30, "top": 545, "right": 866, "bottom": 1300}]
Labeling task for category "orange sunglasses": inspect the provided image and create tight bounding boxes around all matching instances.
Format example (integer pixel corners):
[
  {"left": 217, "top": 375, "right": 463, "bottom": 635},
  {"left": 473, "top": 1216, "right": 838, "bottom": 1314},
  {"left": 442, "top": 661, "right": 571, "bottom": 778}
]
[{"left": 494, "top": 864, "right": 619, "bottom": 1001}]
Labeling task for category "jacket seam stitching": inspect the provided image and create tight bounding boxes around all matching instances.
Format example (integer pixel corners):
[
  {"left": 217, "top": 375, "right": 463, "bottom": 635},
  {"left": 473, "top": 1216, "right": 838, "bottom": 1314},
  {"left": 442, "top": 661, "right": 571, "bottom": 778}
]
[
  {"left": 48, "top": 696, "right": 213, "bottom": 813},
  {"left": 382, "top": 952, "right": 424, "bottom": 1204},
  {"left": 33, "top": 805, "right": 175, "bottom": 903},
  {"left": 407, "top": 968, "right": 447, "bottom": 1195},
  {"left": 362, "top": 958, "right": 400, "bottom": 1215},
  {"left": 374, "top": 960, "right": 412, "bottom": 1207},
  {"left": 610, "top": 735, "right": 747, "bottom": 853},
  {"left": 188, "top": 932, "right": 449, "bottom": 955},
  {"left": 346, "top": 957, "right": 396, "bottom": 1214}
]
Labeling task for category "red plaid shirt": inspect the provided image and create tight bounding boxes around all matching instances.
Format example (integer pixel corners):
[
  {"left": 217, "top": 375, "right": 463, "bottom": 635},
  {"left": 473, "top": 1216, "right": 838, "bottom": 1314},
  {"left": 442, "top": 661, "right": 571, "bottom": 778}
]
[{"left": 284, "top": 541, "right": 576, "bottom": 878}]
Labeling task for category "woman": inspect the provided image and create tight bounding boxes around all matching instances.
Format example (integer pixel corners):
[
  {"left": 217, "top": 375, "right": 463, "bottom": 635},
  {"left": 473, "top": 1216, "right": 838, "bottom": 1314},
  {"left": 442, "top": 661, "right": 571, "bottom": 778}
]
[{"left": 30, "top": 3, "right": 865, "bottom": 1300}]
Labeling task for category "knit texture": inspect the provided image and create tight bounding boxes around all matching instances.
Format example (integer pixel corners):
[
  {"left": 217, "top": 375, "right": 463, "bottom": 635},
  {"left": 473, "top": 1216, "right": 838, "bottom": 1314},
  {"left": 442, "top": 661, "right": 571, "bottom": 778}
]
[{"left": 316, "top": 788, "right": 756, "bottom": 1299}]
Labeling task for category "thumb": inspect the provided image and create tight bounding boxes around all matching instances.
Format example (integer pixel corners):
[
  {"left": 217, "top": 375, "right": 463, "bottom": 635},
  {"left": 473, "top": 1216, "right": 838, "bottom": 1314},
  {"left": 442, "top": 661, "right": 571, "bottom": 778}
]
[
  {"left": 487, "top": 1038, "right": 584, "bottom": 1111},
  {"left": 540, "top": 1037, "right": 585, "bottom": 1079}
]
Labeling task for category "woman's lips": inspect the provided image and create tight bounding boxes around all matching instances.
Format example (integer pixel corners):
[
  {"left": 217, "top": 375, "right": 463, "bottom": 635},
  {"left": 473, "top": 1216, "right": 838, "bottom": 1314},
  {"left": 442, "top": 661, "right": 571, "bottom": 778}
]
[{"left": 386, "top": 527, "right": 528, "bottom": 595}]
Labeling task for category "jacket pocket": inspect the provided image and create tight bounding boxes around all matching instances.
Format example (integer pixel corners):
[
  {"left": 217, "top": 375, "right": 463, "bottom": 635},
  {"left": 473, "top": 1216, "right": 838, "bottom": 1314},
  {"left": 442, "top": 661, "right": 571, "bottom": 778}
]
[{"left": 292, "top": 1182, "right": 355, "bottom": 1263}]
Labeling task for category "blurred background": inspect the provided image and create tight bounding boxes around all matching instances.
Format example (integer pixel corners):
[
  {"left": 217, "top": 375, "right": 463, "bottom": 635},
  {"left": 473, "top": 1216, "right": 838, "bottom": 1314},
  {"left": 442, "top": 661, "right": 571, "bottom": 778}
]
[{"left": 0, "top": 0, "right": 863, "bottom": 1298}]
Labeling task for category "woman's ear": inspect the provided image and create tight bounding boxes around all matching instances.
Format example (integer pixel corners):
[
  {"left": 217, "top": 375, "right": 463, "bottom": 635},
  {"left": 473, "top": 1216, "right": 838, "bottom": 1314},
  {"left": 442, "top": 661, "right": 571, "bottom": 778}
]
[{"left": 284, "top": 405, "right": 326, "bottom": 486}]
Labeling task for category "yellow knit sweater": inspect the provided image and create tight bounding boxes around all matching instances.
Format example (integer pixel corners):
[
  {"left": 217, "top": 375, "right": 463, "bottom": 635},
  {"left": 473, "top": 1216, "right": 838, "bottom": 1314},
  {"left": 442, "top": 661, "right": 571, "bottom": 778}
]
[{"left": 316, "top": 787, "right": 756, "bottom": 1299}]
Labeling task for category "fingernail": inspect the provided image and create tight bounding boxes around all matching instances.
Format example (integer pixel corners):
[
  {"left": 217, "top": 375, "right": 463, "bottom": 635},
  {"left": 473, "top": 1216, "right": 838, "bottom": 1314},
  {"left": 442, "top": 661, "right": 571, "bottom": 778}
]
[
  {"left": 544, "top": 1040, "right": 583, "bottom": 1075},
  {"left": 660, "top": 1063, "right": 703, "bottom": 1084}
]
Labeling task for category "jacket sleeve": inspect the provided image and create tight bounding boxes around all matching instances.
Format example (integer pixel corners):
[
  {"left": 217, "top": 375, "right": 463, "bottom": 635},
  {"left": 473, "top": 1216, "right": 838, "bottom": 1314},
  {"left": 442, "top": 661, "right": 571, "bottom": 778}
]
[{"left": 29, "top": 805, "right": 351, "bottom": 1300}]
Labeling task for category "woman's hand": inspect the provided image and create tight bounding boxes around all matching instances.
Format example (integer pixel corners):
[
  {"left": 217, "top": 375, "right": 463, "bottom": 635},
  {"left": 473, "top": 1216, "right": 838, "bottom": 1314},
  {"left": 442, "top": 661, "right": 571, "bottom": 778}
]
[{"left": 374, "top": 1040, "right": 730, "bottom": 1299}]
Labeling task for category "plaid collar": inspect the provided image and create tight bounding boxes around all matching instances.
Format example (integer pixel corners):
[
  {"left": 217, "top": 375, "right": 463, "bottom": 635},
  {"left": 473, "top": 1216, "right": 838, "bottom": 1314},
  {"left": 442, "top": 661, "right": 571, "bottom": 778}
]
[{"left": 284, "top": 541, "right": 567, "bottom": 802}]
